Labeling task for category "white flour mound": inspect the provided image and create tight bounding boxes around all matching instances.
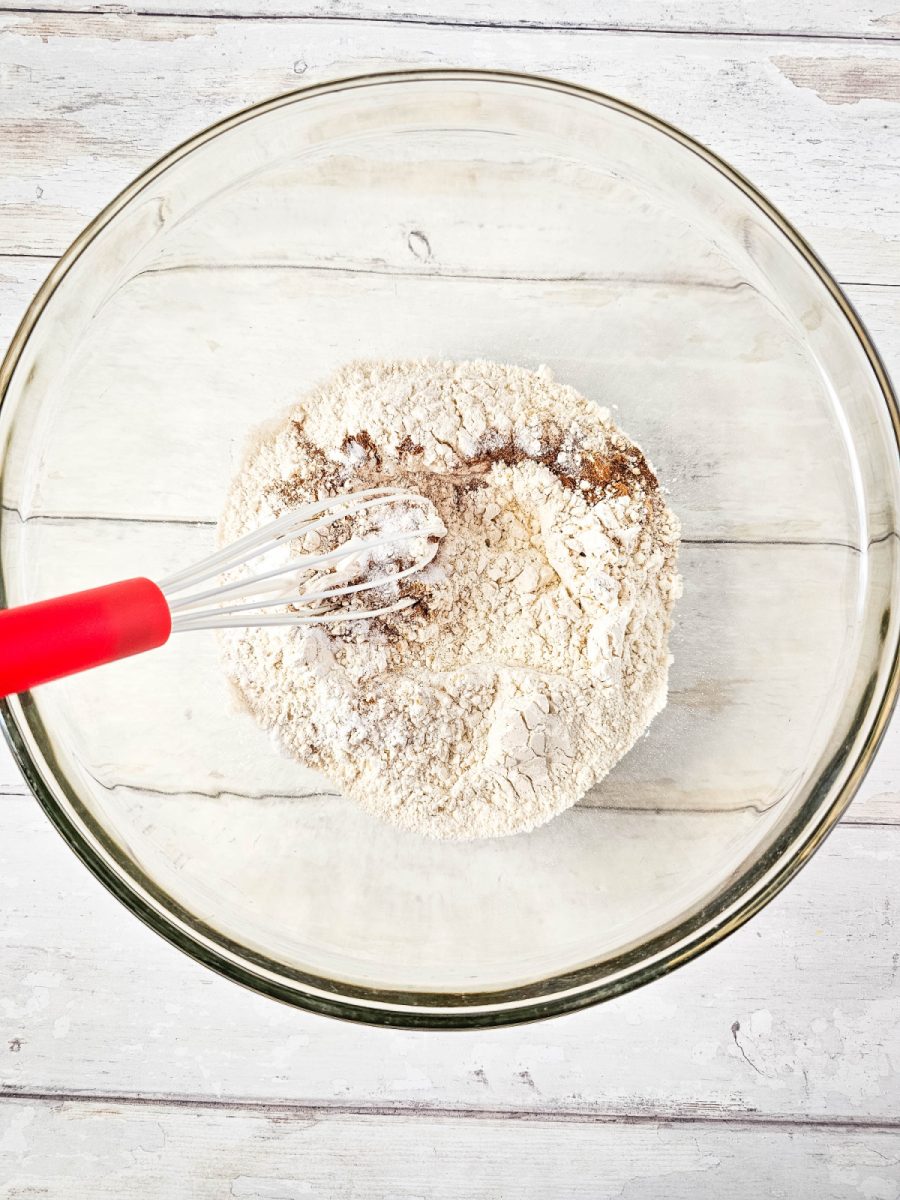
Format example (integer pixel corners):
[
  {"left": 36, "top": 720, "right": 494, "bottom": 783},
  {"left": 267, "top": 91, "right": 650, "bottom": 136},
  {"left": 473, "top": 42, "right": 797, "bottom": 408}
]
[{"left": 219, "top": 359, "right": 681, "bottom": 840}]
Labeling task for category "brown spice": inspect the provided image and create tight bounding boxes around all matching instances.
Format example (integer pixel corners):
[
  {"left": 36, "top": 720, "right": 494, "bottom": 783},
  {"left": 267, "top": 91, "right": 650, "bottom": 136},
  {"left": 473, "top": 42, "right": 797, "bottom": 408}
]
[
  {"left": 273, "top": 427, "right": 338, "bottom": 511},
  {"left": 398, "top": 435, "right": 424, "bottom": 457},
  {"left": 277, "top": 418, "right": 657, "bottom": 517},
  {"left": 341, "top": 429, "right": 382, "bottom": 468},
  {"left": 462, "top": 430, "right": 658, "bottom": 504},
  {"left": 271, "top": 416, "right": 658, "bottom": 638},
  {"left": 579, "top": 447, "right": 659, "bottom": 499}
]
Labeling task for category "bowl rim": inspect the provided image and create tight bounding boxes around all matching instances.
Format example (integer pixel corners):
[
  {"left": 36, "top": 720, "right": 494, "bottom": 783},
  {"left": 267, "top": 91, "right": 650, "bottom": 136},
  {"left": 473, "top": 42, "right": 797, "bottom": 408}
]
[{"left": 2, "top": 66, "right": 899, "bottom": 1029}]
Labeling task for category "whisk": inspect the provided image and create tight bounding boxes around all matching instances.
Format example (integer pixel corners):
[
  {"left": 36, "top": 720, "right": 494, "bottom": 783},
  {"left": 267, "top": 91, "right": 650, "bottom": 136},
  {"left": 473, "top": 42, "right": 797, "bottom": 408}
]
[{"left": 0, "top": 487, "right": 445, "bottom": 698}]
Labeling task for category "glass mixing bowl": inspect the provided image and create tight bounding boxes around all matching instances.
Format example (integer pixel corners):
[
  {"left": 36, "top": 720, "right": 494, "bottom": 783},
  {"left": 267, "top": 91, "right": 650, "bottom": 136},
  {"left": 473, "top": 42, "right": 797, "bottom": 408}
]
[{"left": 2, "top": 70, "right": 899, "bottom": 1027}]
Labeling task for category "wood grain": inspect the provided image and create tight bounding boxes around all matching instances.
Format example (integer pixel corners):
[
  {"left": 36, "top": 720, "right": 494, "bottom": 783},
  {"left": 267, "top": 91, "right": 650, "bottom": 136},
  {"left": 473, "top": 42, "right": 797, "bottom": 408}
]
[
  {"left": 2, "top": 0, "right": 900, "bottom": 39},
  {"left": 2, "top": 1096, "right": 899, "bottom": 1199},
  {"left": 0, "top": 794, "right": 898, "bottom": 1118},
  {"left": 0, "top": 254, "right": 50, "bottom": 348},
  {"left": 0, "top": 16, "right": 899, "bottom": 282}
]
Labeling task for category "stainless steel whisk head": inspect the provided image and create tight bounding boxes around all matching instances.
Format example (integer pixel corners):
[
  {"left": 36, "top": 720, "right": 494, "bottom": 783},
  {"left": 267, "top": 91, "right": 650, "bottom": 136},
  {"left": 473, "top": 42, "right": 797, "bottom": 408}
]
[{"left": 160, "top": 487, "right": 446, "bottom": 633}]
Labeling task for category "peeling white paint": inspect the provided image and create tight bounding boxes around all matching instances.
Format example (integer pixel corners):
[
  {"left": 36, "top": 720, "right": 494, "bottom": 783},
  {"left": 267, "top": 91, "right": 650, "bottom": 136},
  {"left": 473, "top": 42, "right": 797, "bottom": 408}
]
[
  {"left": 0, "top": 1105, "right": 35, "bottom": 1156},
  {"left": 750, "top": 1009, "right": 773, "bottom": 1037},
  {"left": 231, "top": 1178, "right": 313, "bottom": 1199}
]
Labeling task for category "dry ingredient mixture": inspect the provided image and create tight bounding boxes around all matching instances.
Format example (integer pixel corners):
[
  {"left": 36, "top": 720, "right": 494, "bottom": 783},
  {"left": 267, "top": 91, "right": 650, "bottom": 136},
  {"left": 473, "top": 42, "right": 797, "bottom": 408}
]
[{"left": 219, "top": 359, "right": 681, "bottom": 839}]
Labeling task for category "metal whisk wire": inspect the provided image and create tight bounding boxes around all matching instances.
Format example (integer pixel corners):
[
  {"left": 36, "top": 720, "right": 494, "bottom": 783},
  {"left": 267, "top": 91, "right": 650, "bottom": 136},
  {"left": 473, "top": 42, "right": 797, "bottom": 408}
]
[{"left": 159, "top": 487, "right": 445, "bottom": 633}]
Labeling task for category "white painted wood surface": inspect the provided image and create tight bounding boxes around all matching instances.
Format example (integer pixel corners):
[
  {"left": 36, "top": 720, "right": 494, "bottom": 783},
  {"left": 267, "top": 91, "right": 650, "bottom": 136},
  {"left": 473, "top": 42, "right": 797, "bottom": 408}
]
[
  {"left": 3, "top": 1, "right": 900, "bottom": 38},
  {"left": 2, "top": 13, "right": 900, "bottom": 281},
  {"left": 1, "top": 794, "right": 899, "bottom": 1118},
  {"left": 2, "top": 2, "right": 900, "bottom": 1194},
  {"left": 4, "top": 1099, "right": 900, "bottom": 1200}
]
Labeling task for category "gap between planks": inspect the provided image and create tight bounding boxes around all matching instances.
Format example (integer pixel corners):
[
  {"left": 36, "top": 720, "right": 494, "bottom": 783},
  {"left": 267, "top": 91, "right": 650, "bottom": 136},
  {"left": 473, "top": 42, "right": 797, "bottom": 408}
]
[
  {"left": 5, "top": 254, "right": 900, "bottom": 283},
  {"left": 0, "top": 6, "right": 899, "bottom": 45},
  {"left": 3, "top": 1087, "right": 900, "bottom": 1132},
  {"left": 2, "top": 256, "right": 899, "bottom": 293},
  {"left": 0, "top": 785, "right": 893, "bottom": 826},
  {"left": 6, "top": 505, "right": 893, "bottom": 552}
]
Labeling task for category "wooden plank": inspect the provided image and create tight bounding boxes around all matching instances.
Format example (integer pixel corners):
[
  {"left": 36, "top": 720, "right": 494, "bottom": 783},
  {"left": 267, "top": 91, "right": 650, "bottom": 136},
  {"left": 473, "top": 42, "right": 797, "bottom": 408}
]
[
  {"left": 7, "top": 261, "right": 892, "bottom": 383},
  {"left": 0, "top": 255, "right": 50, "bottom": 349},
  {"left": 0, "top": 17, "right": 899, "bottom": 282},
  {"left": 0, "top": 267, "right": 897, "bottom": 525},
  {"left": 1, "top": 1, "right": 900, "bottom": 40},
  {"left": 1, "top": 700, "right": 899, "bottom": 814},
  {"left": 1, "top": 1097, "right": 899, "bottom": 1200},
  {"left": 4, "top": 272, "right": 876, "bottom": 539},
  {"left": 0, "top": 744, "right": 26, "bottom": 793},
  {"left": 847, "top": 283, "right": 900, "bottom": 365},
  {"left": 0, "top": 256, "right": 47, "bottom": 796},
  {"left": 1, "top": 795, "right": 898, "bottom": 1118}
]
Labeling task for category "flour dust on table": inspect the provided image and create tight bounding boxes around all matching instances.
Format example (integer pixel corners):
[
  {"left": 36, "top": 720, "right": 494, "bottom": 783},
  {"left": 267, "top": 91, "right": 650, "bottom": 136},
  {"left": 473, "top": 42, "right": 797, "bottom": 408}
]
[{"left": 219, "top": 360, "right": 681, "bottom": 838}]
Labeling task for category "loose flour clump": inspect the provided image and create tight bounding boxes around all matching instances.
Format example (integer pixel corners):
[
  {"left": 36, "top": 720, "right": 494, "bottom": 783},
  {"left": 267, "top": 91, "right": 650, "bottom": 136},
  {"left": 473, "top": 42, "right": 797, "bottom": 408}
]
[{"left": 219, "top": 359, "right": 681, "bottom": 839}]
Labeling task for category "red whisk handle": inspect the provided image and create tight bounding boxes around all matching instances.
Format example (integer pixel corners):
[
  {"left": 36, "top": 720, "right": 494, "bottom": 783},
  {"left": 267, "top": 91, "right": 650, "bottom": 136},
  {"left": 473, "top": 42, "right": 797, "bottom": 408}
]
[{"left": 0, "top": 578, "right": 171, "bottom": 697}]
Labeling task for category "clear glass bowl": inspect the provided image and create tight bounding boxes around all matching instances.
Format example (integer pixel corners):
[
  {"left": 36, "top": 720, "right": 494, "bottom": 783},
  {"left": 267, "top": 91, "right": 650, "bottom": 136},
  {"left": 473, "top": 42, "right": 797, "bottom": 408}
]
[{"left": 2, "top": 70, "right": 899, "bottom": 1027}]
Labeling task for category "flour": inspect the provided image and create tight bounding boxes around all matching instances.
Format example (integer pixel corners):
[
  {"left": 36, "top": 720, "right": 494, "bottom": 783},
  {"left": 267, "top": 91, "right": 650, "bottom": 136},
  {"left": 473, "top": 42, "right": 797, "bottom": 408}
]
[{"left": 219, "top": 359, "right": 681, "bottom": 839}]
